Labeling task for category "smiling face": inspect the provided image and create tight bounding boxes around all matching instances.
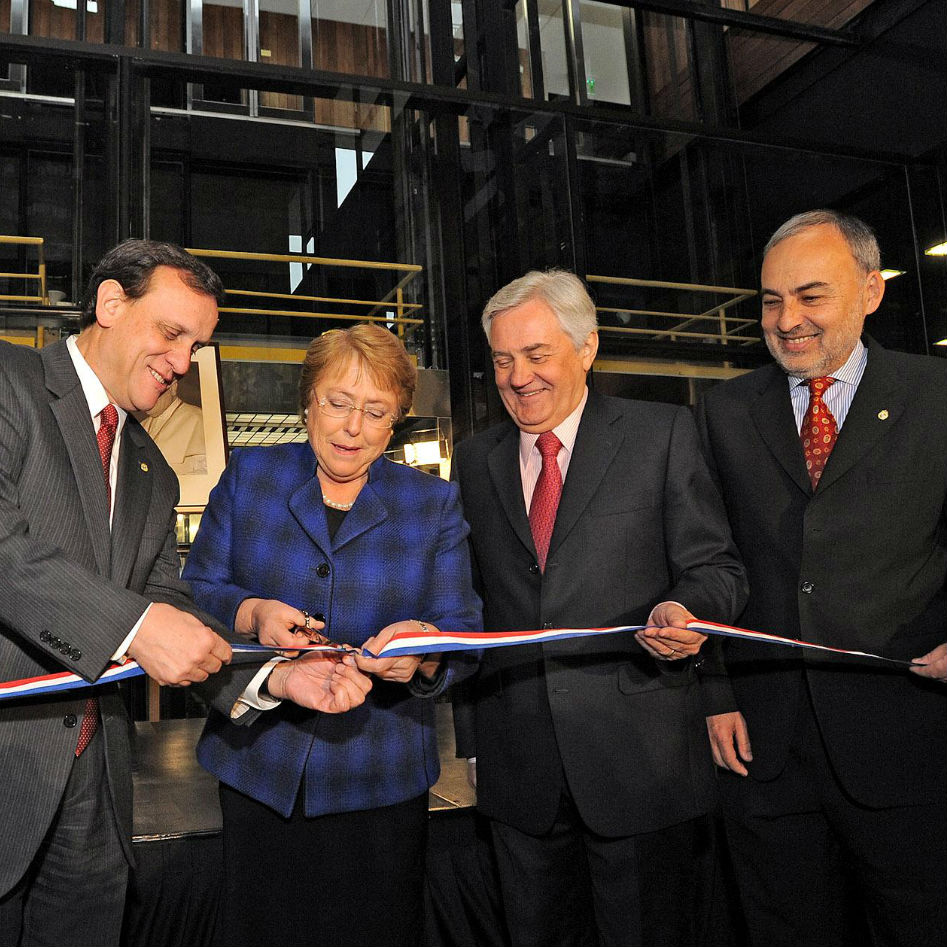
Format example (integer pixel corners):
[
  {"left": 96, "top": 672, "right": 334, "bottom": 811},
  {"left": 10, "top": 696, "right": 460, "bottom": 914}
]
[
  {"left": 489, "top": 296, "right": 598, "bottom": 434},
  {"left": 760, "top": 223, "right": 884, "bottom": 379},
  {"left": 79, "top": 265, "right": 219, "bottom": 413},
  {"left": 306, "top": 356, "right": 399, "bottom": 487}
]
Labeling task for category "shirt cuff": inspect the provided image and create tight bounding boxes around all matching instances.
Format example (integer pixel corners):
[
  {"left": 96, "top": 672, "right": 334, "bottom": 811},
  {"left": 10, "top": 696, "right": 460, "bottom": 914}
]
[
  {"left": 112, "top": 604, "right": 149, "bottom": 662},
  {"left": 229, "top": 657, "right": 288, "bottom": 720}
]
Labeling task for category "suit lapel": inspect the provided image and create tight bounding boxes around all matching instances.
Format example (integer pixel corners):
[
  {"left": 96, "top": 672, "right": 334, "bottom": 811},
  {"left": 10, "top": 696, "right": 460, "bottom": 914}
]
[
  {"left": 332, "top": 463, "right": 389, "bottom": 551},
  {"left": 749, "top": 366, "right": 811, "bottom": 496},
  {"left": 110, "top": 420, "right": 153, "bottom": 585},
  {"left": 43, "top": 342, "right": 112, "bottom": 577},
  {"left": 547, "top": 393, "right": 621, "bottom": 559},
  {"left": 817, "top": 339, "right": 903, "bottom": 493},
  {"left": 487, "top": 423, "right": 535, "bottom": 559}
]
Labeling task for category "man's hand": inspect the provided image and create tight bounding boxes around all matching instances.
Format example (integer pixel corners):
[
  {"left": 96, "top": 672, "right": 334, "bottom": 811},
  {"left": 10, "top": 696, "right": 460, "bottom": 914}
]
[
  {"left": 909, "top": 642, "right": 947, "bottom": 683},
  {"left": 128, "top": 602, "right": 232, "bottom": 686},
  {"left": 357, "top": 620, "right": 439, "bottom": 683},
  {"left": 236, "top": 597, "right": 325, "bottom": 654},
  {"left": 636, "top": 602, "right": 706, "bottom": 660},
  {"left": 267, "top": 652, "right": 372, "bottom": 712},
  {"left": 706, "top": 711, "right": 752, "bottom": 776}
]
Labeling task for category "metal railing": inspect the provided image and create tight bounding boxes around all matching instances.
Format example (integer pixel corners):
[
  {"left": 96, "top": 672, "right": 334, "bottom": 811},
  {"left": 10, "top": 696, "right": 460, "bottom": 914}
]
[
  {"left": 185, "top": 248, "right": 424, "bottom": 341},
  {"left": 587, "top": 274, "right": 759, "bottom": 346},
  {"left": 0, "top": 235, "right": 47, "bottom": 304}
]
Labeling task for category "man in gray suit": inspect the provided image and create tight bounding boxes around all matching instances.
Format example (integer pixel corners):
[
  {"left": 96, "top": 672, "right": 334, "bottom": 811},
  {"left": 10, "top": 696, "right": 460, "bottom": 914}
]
[{"left": 0, "top": 241, "right": 237, "bottom": 945}]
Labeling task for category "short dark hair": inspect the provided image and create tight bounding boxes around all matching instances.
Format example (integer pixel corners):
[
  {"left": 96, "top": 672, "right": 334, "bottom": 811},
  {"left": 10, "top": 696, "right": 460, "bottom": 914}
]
[{"left": 79, "top": 239, "right": 226, "bottom": 329}]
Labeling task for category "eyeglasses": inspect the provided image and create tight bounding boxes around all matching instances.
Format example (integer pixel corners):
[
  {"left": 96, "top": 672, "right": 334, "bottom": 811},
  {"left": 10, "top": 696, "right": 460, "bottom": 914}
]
[{"left": 316, "top": 397, "right": 397, "bottom": 430}]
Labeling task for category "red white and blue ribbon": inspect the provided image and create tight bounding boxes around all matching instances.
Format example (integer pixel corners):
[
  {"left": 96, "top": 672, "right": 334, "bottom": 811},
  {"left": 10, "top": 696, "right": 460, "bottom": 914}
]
[
  {"left": 362, "top": 619, "right": 922, "bottom": 668},
  {"left": 0, "top": 621, "right": 922, "bottom": 701},
  {"left": 0, "top": 642, "right": 352, "bottom": 702}
]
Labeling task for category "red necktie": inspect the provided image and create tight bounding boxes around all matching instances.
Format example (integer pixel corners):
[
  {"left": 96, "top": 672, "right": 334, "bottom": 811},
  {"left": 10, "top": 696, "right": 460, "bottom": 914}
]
[
  {"left": 76, "top": 403, "right": 119, "bottom": 757},
  {"left": 529, "top": 432, "right": 563, "bottom": 572},
  {"left": 801, "top": 377, "right": 837, "bottom": 490}
]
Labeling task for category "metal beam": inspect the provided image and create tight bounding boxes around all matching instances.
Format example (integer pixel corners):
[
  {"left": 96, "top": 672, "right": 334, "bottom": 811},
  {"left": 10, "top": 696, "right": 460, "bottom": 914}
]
[{"left": 596, "top": 0, "right": 860, "bottom": 47}]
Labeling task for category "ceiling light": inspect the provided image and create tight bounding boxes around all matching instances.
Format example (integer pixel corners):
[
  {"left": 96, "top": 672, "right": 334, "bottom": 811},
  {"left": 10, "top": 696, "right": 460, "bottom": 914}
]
[
  {"left": 880, "top": 269, "right": 905, "bottom": 280},
  {"left": 924, "top": 241, "right": 947, "bottom": 257},
  {"left": 935, "top": 338, "right": 947, "bottom": 346}
]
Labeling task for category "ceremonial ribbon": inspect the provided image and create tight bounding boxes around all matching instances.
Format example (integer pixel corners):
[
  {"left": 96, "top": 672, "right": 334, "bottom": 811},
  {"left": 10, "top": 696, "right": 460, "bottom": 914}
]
[{"left": 0, "top": 621, "right": 922, "bottom": 701}]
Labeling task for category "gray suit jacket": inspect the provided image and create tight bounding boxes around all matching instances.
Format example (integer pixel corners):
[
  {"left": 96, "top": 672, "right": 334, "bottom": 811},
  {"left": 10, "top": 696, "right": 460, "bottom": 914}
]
[{"left": 0, "top": 339, "right": 251, "bottom": 896}]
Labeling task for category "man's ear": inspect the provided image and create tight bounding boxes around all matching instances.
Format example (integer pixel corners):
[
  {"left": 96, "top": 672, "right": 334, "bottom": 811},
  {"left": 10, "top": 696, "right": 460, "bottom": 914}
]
[
  {"left": 94, "top": 279, "right": 127, "bottom": 327},
  {"left": 864, "top": 269, "right": 885, "bottom": 316}
]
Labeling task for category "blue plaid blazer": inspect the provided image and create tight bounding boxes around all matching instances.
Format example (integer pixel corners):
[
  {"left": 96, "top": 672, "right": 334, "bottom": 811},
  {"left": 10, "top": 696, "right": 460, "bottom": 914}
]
[{"left": 183, "top": 442, "right": 482, "bottom": 817}]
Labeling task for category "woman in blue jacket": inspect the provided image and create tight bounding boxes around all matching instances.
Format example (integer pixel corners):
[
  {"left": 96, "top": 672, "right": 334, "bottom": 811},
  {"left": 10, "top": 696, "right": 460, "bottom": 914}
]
[{"left": 183, "top": 324, "right": 481, "bottom": 947}]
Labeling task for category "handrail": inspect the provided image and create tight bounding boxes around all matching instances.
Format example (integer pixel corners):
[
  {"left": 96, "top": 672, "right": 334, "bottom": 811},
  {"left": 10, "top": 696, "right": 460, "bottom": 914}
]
[
  {"left": 586, "top": 273, "right": 759, "bottom": 347},
  {"left": 0, "top": 236, "right": 47, "bottom": 304},
  {"left": 185, "top": 247, "right": 425, "bottom": 332}
]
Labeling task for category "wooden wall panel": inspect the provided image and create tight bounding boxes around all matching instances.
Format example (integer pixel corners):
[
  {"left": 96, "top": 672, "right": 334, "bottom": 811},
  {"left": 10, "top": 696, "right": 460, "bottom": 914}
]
[
  {"left": 149, "top": 0, "right": 182, "bottom": 52},
  {"left": 260, "top": 10, "right": 300, "bottom": 110},
  {"left": 728, "top": 0, "right": 873, "bottom": 103}
]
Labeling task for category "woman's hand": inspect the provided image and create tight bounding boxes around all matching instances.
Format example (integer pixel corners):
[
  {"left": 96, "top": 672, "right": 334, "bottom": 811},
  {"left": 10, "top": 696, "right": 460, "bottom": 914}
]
[
  {"left": 235, "top": 598, "right": 326, "bottom": 654},
  {"left": 356, "top": 620, "right": 441, "bottom": 683},
  {"left": 267, "top": 653, "right": 372, "bottom": 713}
]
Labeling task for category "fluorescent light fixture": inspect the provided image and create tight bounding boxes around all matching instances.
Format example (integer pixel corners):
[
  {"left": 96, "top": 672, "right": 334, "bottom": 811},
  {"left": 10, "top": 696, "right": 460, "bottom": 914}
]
[
  {"left": 51, "top": 0, "right": 98, "bottom": 10},
  {"left": 403, "top": 440, "right": 443, "bottom": 466},
  {"left": 924, "top": 241, "right": 947, "bottom": 257},
  {"left": 880, "top": 269, "right": 905, "bottom": 280}
]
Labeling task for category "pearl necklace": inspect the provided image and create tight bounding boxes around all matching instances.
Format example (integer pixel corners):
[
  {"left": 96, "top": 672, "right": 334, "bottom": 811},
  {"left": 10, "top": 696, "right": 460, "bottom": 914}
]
[{"left": 322, "top": 495, "right": 355, "bottom": 511}]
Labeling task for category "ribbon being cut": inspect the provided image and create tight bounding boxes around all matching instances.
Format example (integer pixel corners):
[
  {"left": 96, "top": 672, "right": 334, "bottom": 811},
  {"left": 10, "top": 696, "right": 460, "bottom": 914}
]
[{"left": 0, "top": 621, "right": 922, "bottom": 701}]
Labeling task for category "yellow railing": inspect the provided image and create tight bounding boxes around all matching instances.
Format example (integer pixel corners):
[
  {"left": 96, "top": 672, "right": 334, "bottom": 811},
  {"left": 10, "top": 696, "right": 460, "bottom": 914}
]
[
  {"left": 185, "top": 248, "right": 425, "bottom": 339},
  {"left": 0, "top": 236, "right": 47, "bottom": 304},
  {"left": 587, "top": 274, "right": 759, "bottom": 346}
]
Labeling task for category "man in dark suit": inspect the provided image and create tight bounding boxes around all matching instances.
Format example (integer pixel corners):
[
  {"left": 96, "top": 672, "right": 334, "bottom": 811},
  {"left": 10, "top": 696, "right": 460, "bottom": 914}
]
[
  {"left": 0, "top": 240, "right": 371, "bottom": 946},
  {"left": 696, "top": 210, "right": 947, "bottom": 947},
  {"left": 452, "top": 269, "right": 747, "bottom": 946}
]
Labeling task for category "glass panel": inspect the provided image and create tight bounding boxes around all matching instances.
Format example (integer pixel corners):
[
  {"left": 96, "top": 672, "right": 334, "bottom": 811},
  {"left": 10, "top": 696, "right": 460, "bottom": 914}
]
[
  {"left": 641, "top": 12, "right": 696, "bottom": 121},
  {"left": 149, "top": 94, "right": 427, "bottom": 366},
  {"left": 537, "top": 0, "right": 568, "bottom": 101},
  {"left": 311, "top": 0, "right": 389, "bottom": 79},
  {"left": 200, "top": 0, "right": 247, "bottom": 106},
  {"left": 579, "top": 1, "right": 629, "bottom": 106}
]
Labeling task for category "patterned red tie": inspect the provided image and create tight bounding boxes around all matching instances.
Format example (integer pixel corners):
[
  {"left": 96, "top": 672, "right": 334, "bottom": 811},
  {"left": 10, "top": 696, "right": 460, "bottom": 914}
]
[
  {"left": 76, "top": 403, "right": 119, "bottom": 757},
  {"left": 801, "top": 377, "right": 837, "bottom": 490},
  {"left": 529, "top": 431, "right": 563, "bottom": 573}
]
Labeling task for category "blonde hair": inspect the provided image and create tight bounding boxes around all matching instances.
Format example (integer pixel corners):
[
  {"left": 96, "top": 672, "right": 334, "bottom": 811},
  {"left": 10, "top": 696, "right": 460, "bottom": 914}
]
[{"left": 298, "top": 324, "right": 417, "bottom": 421}]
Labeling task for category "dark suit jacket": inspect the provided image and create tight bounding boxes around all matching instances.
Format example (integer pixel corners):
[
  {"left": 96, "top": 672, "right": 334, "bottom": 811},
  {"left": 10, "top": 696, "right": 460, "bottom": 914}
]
[
  {"left": 452, "top": 390, "right": 747, "bottom": 838},
  {"left": 0, "top": 339, "right": 251, "bottom": 898},
  {"left": 695, "top": 337, "right": 947, "bottom": 808}
]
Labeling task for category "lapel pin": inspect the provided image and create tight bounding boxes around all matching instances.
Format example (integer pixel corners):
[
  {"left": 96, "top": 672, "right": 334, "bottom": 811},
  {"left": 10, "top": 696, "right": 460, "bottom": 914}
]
[
  {"left": 877, "top": 410, "right": 889, "bottom": 421},
  {"left": 140, "top": 462, "right": 149, "bottom": 472}
]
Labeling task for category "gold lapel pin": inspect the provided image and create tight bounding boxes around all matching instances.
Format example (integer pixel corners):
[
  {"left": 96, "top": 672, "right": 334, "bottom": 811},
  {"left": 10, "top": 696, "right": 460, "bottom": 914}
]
[
  {"left": 877, "top": 410, "right": 889, "bottom": 421},
  {"left": 140, "top": 462, "right": 149, "bottom": 472}
]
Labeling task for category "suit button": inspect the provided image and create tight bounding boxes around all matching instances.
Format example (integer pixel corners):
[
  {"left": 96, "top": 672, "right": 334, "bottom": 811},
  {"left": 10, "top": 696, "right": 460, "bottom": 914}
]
[
  {"left": 71, "top": 649, "right": 82, "bottom": 661},
  {"left": 63, "top": 714, "right": 78, "bottom": 728},
  {"left": 528, "top": 563, "right": 540, "bottom": 575},
  {"left": 316, "top": 564, "right": 330, "bottom": 578},
  {"left": 542, "top": 621, "right": 553, "bottom": 629},
  {"left": 313, "top": 612, "right": 326, "bottom": 623},
  {"left": 800, "top": 581, "right": 814, "bottom": 594}
]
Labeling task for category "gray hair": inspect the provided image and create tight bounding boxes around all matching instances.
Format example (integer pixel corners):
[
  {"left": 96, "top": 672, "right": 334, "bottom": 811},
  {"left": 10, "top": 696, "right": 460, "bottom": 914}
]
[
  {"left": 764, "top": 209, "right": 881, "bottom": 273},
  {"left": 481, "top": 269, "right": 597, "bottom": 350}
]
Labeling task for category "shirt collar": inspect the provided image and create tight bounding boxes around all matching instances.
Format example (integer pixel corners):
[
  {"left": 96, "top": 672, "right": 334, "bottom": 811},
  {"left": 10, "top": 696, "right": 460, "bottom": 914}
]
[
  {"left": 789, "top": 338, "right": 867, "bottom": 391},
  {"left": 518, "top": 386, "right": 589, "bottom": 465}
]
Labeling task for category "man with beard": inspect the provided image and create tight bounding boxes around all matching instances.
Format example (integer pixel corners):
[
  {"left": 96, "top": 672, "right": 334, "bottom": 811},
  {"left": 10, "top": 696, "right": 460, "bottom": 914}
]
[{"left": 696, "top": 210, "right": 947, "bottom": 946}]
